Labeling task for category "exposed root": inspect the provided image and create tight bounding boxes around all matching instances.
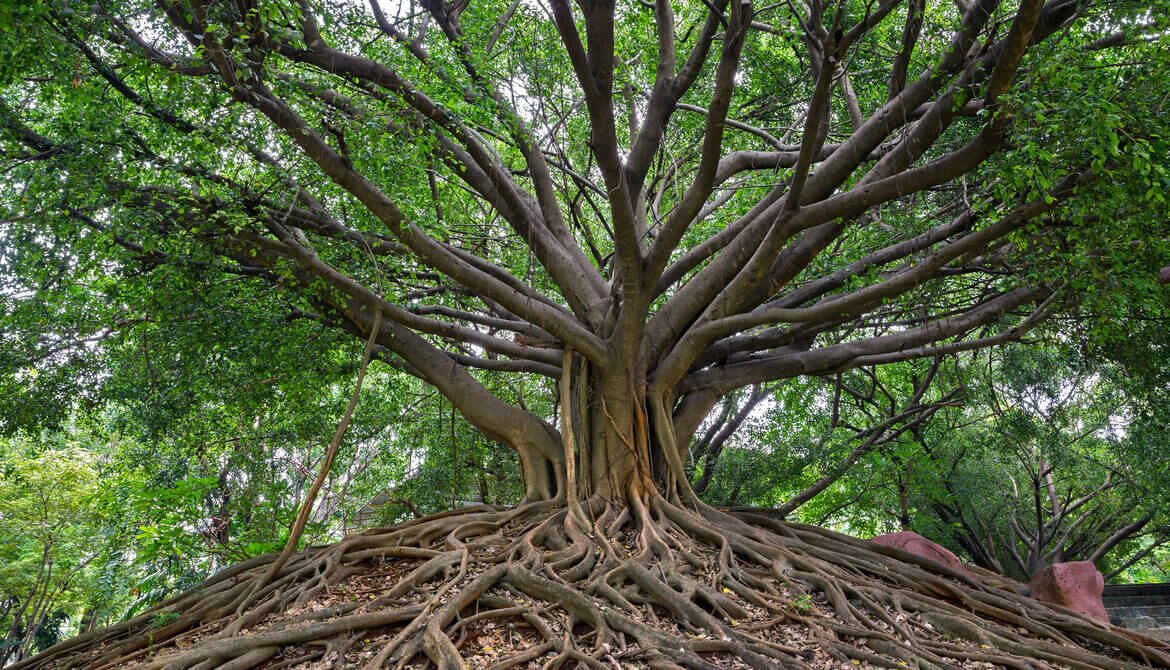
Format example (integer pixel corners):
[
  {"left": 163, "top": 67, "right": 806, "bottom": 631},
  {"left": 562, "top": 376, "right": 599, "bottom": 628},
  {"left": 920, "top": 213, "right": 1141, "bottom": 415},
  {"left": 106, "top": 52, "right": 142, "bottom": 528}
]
[{"left": 16, "top": 497, "right": 1170, "bottom": 669}]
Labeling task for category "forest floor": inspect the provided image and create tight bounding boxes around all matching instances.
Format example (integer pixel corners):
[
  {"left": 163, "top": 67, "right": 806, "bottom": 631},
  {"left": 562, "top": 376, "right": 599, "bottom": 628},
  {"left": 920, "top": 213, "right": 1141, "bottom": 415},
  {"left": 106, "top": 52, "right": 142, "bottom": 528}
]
[
  {"left": 105, "top": 555, "right": 1125, "bottom": 669},
  {"left": 16, "top": 500, "right": 1170, "bottom": 669}
]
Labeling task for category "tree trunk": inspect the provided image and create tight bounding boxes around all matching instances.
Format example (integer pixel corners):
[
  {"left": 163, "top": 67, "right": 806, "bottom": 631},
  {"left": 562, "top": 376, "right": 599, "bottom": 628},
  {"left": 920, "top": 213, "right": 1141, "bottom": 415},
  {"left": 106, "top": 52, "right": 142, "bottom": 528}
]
[{"left": 506, "top": 359, "right": 703, "bottom": 508}]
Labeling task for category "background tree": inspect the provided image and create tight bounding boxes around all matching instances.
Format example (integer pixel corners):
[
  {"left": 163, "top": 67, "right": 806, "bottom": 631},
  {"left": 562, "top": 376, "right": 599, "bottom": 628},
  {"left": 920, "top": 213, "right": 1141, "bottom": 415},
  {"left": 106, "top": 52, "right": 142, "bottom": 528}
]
[
  {"left": 687, "top": 358, "right": 961, "bottom": 513},
  {"left": 913, "top": 346, "right": 1170, "bottom": 581},
  {"left": 0, "top": 441, "right": 106, "bottom": 665},
  {"left": 2, "top": 0, "right": 1170, "bottom": 666},
  {"left": 789, "top": 345, "right": 1170, "bottom": 582}
]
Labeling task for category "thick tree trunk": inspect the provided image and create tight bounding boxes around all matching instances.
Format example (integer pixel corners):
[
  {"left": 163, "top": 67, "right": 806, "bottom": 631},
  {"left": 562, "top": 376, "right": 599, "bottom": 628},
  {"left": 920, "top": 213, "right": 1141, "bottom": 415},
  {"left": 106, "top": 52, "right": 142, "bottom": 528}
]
[{"left": 508, "top": 356, "right": 702, "bottom": 507}]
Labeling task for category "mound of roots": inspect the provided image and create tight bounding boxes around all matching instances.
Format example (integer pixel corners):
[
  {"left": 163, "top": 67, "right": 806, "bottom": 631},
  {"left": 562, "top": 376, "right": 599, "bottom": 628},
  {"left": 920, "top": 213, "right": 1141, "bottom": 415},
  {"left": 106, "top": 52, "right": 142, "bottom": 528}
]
[{"left": 17, "top": 496, "right": 1170, "bottom": 669}]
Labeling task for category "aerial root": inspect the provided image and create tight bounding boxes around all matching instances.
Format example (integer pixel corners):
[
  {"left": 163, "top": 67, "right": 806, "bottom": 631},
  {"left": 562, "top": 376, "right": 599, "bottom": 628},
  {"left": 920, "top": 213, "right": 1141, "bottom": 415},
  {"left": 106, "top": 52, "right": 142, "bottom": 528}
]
[{"left": 13, "top": 496, "right": 1170, "bottom": 670}]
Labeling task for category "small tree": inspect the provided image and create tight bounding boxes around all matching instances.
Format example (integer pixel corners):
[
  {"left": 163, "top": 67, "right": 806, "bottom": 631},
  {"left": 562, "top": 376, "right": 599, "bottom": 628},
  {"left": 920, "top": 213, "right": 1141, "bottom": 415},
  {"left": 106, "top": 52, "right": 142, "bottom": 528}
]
[
  {"left": 893, "top": 347, "right": 1170, "bottom": 581},
  {"left": 0, "top": 443, "right": 105, "bottom": 665}
]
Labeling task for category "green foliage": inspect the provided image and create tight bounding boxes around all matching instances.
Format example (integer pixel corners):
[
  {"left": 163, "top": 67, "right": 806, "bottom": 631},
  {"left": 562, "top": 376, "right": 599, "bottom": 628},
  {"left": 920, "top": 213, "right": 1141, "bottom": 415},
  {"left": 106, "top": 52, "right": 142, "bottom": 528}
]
[
  {"left": 0, "top": 438, "right": 107, "bottom": 657},
  {"left": 791, "top": 594, "right": 813, "bottom": 612},
  {"left": 693, "top": 331, "right": 1170, "bottom": 583},
  {"left": 129, "top": 476, "right": 221, "bottom": 569},
  {"left": 802, "top": 342, "right": 1170, "bottom": 581},
  {"left": 150, "top": 611, "right": 179, "bottom": 629}
]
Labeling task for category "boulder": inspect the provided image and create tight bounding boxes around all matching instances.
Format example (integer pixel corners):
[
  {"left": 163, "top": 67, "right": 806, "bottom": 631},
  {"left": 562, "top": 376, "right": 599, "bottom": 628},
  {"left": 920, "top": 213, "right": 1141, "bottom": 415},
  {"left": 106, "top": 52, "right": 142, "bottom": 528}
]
[
  {"left": 871, "top": 531, "right": 978, "bottom": 581},
  {"left": 1028, "top": 561, "right": 1109, "bottom": 623},
  {"left": 1159, "top": 265, "right": 1170, "bottom": 285}
]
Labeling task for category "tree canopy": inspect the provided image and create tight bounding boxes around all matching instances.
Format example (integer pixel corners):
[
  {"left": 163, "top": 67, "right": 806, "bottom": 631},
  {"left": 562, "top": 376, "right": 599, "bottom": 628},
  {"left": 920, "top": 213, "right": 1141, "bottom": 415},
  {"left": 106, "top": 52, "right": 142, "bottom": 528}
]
[{"left": 3, "top": 0, "right": 1168, "bottom": 503}]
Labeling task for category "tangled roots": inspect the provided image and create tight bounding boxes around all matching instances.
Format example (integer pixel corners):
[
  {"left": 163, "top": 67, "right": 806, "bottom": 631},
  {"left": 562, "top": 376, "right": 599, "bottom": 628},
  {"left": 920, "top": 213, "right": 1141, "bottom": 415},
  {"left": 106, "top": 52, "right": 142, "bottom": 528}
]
[{"left": 17, "top": 497, "right": 1170, "bottom": 669}]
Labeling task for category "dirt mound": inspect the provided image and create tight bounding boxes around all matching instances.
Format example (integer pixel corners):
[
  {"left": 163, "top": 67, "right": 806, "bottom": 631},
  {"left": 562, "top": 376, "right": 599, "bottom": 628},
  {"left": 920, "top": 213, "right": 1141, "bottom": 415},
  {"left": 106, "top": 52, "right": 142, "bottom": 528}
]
[{"left": 15, "top": 500, "right": 1170, "bottom": 669}]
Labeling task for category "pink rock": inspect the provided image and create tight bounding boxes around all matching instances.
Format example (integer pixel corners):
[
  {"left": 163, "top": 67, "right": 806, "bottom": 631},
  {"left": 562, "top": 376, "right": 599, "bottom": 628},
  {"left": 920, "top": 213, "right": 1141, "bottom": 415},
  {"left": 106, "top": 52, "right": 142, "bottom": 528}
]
[
  {"left": 1028, "top": 561, "right": 1109, "bottom": 623},
  {"left": 871, "top": 531, "right": 978, "bottom": 581}
]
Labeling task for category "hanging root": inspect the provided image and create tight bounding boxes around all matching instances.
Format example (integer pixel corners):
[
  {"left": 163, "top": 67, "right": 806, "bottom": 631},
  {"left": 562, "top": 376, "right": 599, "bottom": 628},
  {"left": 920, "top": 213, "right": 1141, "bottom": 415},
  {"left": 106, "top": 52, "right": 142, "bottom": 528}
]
[{"left": 17, "top": 497, "right": 1170, "bottom": 669}]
